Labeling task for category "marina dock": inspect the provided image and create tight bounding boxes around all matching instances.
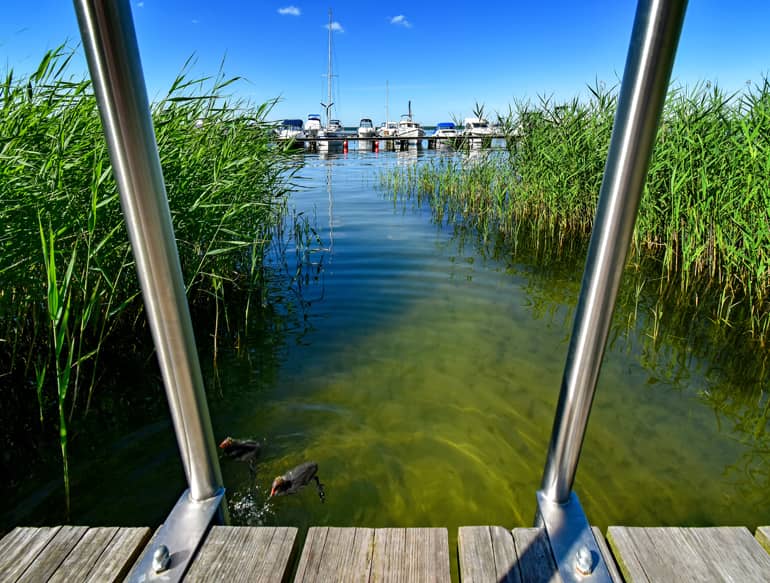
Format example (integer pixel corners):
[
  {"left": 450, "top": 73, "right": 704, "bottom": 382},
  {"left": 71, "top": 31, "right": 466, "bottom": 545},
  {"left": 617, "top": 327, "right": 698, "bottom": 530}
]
[{"left": 2, "top": 523, "right": 770, "bottom": 581}]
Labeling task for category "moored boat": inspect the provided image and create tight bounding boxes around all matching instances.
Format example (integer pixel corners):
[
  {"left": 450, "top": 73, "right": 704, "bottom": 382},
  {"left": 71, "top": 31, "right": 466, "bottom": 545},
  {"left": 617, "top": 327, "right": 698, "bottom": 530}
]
[
  {"left": 396, "top": 101, "right": 425, "bottom": 148},
  {"left": 358, "top": 118, "right": 376, "bottom": 139},
  {"left": 462, "top": 116, "right": 494, "bottom": 148}
]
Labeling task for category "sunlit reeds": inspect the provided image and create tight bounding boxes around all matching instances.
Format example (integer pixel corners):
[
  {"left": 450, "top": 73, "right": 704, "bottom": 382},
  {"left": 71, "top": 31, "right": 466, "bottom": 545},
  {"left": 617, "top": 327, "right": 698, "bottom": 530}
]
[
  {"left": 382, "top": 80, "right": 770, "bottom": 343},
  {"left": 0, "top": 48, "right": 300, "bottom": 512}
]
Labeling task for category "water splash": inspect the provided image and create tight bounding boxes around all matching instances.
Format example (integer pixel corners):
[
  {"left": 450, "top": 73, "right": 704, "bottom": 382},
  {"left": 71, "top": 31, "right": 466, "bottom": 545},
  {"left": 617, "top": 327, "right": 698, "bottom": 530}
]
[{"left": 229, "top": 485, "right": 276, "bottom": 526}]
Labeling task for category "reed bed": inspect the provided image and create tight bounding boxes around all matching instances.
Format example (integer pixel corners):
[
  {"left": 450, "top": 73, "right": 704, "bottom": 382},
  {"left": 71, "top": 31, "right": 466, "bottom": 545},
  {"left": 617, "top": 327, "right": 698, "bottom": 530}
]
[
  {"left": 0, "top": 48, "right": 300, "bottom": 511},
  {"left": 382, "top": 80, "right": 770, "bottom": 343}
]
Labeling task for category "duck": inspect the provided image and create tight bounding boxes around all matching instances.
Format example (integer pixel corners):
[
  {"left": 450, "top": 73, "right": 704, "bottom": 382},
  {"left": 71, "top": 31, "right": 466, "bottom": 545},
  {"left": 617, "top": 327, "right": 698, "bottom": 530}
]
[
  {"left": 219, "top": 437, "right": 262, "bottom": 473},
  {"left": 270, "top": 461, "right": 325, "bottom": 502}
]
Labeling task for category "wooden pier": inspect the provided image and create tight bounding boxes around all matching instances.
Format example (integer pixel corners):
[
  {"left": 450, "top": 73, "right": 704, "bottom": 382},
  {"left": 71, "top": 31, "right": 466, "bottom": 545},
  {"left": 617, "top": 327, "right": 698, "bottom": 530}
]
[{"left": 2, "top": 524, "right": 769, "bottom": 581}]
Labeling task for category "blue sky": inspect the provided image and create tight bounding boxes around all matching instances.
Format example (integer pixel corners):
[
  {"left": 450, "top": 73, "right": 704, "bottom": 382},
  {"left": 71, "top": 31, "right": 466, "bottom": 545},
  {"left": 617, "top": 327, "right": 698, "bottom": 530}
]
[{"left": 2, "top": 1, "right": 769, "bottom": 125}]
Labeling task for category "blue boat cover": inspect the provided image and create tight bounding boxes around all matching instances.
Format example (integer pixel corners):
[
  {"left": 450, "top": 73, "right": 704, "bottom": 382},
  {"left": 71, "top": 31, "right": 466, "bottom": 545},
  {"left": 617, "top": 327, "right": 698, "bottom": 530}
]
[
  {"left": 282, "top": 119, "right": 303, "bottom": 127},
  {"left": 437, "top": 122, "right": 456, "bottom": 129}
]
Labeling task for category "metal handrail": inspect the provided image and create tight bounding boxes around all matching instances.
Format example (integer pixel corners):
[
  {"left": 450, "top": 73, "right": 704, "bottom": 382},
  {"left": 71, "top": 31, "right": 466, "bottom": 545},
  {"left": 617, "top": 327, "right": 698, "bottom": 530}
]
[
  {"left": 539, "top": 0, "right": 688, "bottom": 503},
  {"left": 73, "top": 0, "right": 223, "bottom": 505}
]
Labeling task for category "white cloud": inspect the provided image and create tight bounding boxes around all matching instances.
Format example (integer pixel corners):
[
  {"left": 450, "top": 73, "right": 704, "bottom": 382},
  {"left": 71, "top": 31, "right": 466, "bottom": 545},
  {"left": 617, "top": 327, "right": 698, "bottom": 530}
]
[
  {"left": 390, "top": 15, "right": 411, "bottom": 27},
  {"left": 278, "top": 6, "right": 301, "bottom": 16},
  {"left": 325, "top": 21, "right": 344, "bottom": 33}
]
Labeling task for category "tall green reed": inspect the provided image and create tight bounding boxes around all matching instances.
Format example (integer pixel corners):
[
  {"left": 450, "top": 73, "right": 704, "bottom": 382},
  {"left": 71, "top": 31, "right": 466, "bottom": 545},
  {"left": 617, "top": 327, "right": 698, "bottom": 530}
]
[
  {"left": 382, "top": 79, "right": 770, "bottom": 343},
  {"left": 0, "top": 47, "right": 300, "bottom": 512}
]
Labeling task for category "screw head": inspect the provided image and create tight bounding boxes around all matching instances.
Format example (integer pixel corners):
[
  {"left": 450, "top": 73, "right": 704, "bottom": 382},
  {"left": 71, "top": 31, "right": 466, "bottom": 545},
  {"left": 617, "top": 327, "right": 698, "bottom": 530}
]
[
  {"left": 152, "top": 544, "right": 171, "bottom": 573},
  {"left": 575, "top": 545, "right": 594, "bottom": 575}
]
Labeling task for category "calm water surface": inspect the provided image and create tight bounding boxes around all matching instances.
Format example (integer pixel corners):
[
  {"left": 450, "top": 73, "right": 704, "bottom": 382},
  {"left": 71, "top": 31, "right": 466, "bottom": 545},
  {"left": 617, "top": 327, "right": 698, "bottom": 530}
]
[
  {"left": 211, "top": 147, "right": 767, "bottom": 533},
  {"left": 6, "top": 146, "right": 767, "bottom": 544}
]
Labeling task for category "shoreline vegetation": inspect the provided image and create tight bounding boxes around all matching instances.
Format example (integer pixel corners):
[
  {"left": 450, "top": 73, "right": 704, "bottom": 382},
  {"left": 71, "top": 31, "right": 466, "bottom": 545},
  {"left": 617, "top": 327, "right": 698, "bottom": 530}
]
[
  {"left": 382, "top": 80, "right": 770, "bottom": 346},
  {"left": 0, "top": 48, "right": 305, "bottom": 514}
]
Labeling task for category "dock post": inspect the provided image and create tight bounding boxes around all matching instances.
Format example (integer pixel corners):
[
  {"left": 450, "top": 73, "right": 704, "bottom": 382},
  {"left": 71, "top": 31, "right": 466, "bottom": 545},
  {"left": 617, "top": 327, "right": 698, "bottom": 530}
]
[
  {"left": 540, "top": 0, "right": 687, "bottom": 506},
  {"left": 536, "top": 0, "right": 688, "bottom": 580},
  {"left": 74, "top": 0, "right": 223, "bottom": 505},
  {"left": 73, "top": 1, "right": 226, "bottom": 579}
]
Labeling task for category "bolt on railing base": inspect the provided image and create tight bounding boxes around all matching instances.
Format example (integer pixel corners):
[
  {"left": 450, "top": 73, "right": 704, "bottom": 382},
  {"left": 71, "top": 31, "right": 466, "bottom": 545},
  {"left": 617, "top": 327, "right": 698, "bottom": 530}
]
[
  {"left": 536, "top": 490, "right": 613, "bottom": 583},
  {"left": 127, "top": 488, "right": 225, "bottom": 582}
]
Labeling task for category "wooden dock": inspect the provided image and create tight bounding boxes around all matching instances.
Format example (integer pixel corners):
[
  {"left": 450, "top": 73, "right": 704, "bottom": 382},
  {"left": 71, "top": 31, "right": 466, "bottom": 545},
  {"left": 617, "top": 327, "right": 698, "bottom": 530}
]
[{"left": 1, "top": 524, "right": 769, "bottom": 581}]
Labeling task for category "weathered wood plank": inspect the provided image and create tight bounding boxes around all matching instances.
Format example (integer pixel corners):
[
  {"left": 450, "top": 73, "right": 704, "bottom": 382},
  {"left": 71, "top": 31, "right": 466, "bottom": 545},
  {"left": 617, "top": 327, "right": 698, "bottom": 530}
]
[
  {"left": 756, "top": 526, "right": 770, "bottom": 555},
  {"left": 371, "top": 528, "right": 407, "bottom": 582},
  {"left": 15, "top": 525, "right": 88, "bottom": 582},
  {"left": 371, "top": 528, "right": 450, "bottom": 582},
  {"left": 608, "top": 526, "right": 770, "bottom": 582},
  {"left": 293, "top": 527, "right": 375, "bottom": 582},
  {"left": 511, "top": 528, "right": 561, "bottom": 583},
  {"left": 294, "top": 527, "right": 449, "bottom": 582},
  {"left": 458, "top": 526, "right": 520, "bottom": 583},
  {"left": 46, "top": 526, "right": 150, "bottom": 583},
  {"left": 184, "top": 526, "right": 297, "bottom": 583},
  {"left": 590, "top": 526, "right": 623, "bottom": 583},
  {"left": 404, "top": 528, "right": 450, "bottom": 582},
  {"left": 0, "top": 526, "right": 61, "bottom": 582}
]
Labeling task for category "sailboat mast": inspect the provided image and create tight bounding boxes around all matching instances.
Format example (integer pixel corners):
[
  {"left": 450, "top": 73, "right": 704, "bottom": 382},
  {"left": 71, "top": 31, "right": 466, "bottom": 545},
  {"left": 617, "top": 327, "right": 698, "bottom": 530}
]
[
  {"left": 386, "top": 80, "right": 389, "bottom": 126},
  {"left": 326, "top": 8, "right": 333, "bottom": 126}
]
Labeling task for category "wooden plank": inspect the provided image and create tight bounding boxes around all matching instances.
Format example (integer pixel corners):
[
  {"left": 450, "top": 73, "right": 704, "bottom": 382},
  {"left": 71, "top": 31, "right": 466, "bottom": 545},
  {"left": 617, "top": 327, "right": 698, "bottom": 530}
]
[
  {"left": 756, "top": 526, "right": 770, "bottom": 555},
  {"left": 404, "top": 528, "right": 450, "bottom": 582},
  {"left": 590, "top": 526, "right": 623, "bottom": 583},
  {"left": 608, "top": 526, "right": 770, "bottom": 582},
  {"left": 511, "top": 528, "right": 561, "bottom": 583},
  {"left": 293, "top": 527, "right": 330, "bottom": 582},
  {"left": 371, "top": 528, "right": 407, "bottom": 582},
  {"left": 185, "top": 526, "right": 298, "bottom": 583},
  {"left": 0, "top": 526, "right": 61, "bottom": 582},
  {"left": 458, "top": 526, "right": 520, "bottom": 583},
  {"left": 46, "top": 526, "right": 150, "bottom": 583},
  {"left": 294, "top": 527, "right": 449, "bottom": 582},
  {"left": 370, "top": 528, "right": 450, "bottom": 582},
  {"left": 293, "top": 527, "right": 375, "bottom": 582},
  {"left": 15, "top": 525, "right": 88, "bottom": 582}
]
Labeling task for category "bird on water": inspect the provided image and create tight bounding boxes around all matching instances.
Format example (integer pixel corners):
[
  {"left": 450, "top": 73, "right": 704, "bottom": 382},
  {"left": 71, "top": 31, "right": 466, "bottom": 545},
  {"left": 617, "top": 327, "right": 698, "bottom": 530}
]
[
  {"left": 270, "top": 461, "right": 325, "bottom": 503},
  {"left": 219, "top": 437, "right": 262, "bottom": 474}
]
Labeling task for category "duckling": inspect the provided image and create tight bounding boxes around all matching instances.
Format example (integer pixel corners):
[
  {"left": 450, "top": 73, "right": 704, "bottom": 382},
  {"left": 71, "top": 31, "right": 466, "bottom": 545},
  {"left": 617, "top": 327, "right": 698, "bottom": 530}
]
[
  {"left": 270, "top": 461, "right": 325, "bottom": 503},
  {"left": 219, "top": 437, "right": 262, "bottom": 474}
]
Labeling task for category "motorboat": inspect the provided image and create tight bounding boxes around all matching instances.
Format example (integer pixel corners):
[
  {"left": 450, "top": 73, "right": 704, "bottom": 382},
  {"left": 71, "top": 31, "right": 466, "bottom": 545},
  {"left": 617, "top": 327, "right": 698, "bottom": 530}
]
[
  {"left": 396, "top": 101, "right": 425, "bottom": 148},
  {"left": 276, "top": 119, "right": 306, "bottom": 147},
  {"left": 434, "top": 122, "right": 458, "bottom": 138},
  {"left": 433, "top": 121, "right": 459, "bottom": 148},
  {"left": 462, "top": 117, "right": 495, "bottom": 147},
  {"left": 305, "top": 114, "right": 322, "bottom": 137},
  {"left": 358, "top": 118, "right": 376, "bottom": 139},
  {"left": 377, "top": 121, "right": 398, "bottom": 137},
  {"left": 328, "top": 119, "right": 344, "bottom": 132}
]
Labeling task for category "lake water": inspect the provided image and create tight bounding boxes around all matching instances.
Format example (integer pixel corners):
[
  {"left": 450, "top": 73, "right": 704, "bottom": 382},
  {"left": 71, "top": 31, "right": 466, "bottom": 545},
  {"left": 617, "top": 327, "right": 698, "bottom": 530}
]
[{"left": 5, "top": 145, "right": 768, "bottom": 546}]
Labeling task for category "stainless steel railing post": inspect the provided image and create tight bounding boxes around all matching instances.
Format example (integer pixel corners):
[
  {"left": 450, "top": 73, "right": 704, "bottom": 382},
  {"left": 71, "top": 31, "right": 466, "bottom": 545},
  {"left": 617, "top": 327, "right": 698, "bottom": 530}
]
[
  {"left": 73, "top": 0, "right": 224, "bottom": 502},
  {"left": 539, "top": 0, "right": 688, "bottom": 504}
]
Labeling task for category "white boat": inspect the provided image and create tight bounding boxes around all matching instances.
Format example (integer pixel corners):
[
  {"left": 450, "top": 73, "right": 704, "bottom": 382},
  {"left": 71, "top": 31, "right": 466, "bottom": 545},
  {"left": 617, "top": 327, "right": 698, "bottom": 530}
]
[
  {"left": 358, "top": 118, "right": 376, "bottom": 139},
  {"left": 462, "top": 117, "right": 494, "bottom": 147},
  {"left": 318, "top": 10, "right": 344, "bottom": 153},
  {"left": 377, "top": 121, "right": 398, "bottom": 137},
  {"left": 433, "top": 121, "right": 459, "bottom": 148},
  {"left": 305, "top": 114, "right": 322, "bottom": 137},
  {"left": 396, "top": 101, "right": 425, "bottom": 147},
  {"left": 276, "top": 119, "right": 306, "bottom": 147},
  {"left": 434, "top": 122, "right": 458, "bottom": 138}
]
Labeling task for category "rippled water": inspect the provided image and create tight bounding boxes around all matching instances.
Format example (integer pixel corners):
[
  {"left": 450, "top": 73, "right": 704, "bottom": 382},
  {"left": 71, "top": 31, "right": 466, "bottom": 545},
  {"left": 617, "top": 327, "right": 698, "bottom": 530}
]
[
  {"left": 210, "top": 147, "right": 769, "bottom": 534},
  {"left": 5, "top": 145, "right": 768, "bottom": 547}
]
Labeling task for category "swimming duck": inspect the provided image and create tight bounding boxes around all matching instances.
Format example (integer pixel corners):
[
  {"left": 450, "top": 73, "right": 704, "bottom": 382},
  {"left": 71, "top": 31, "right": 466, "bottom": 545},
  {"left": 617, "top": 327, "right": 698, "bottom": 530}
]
[
  {"left": 270, "top": 461, "right": 325, "bottom": 502},
  {"left": 219, "top": 437, "right": 262, "bottom": 473}
]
